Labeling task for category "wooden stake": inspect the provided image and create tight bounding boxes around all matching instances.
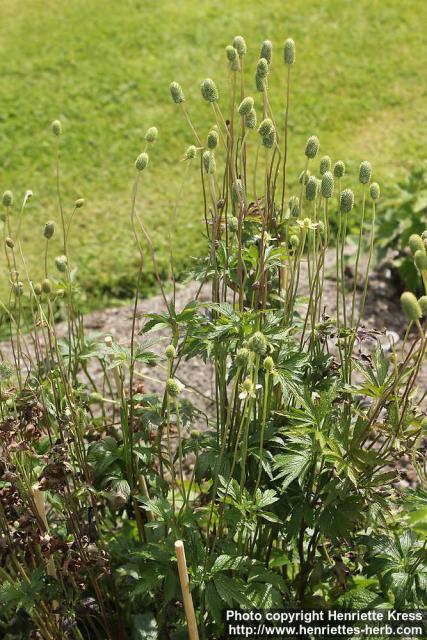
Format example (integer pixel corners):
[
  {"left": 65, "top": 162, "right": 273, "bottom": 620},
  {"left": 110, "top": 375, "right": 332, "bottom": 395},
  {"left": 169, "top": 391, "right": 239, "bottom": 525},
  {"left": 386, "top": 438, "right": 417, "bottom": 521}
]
[{"left": 175, "top": 540, "right": 199, "bottom": 640}]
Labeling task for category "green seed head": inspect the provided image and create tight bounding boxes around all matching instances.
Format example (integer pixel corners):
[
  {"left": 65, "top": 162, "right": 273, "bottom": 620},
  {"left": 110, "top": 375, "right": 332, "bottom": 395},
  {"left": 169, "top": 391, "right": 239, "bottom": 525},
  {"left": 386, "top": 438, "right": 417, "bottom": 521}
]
[
  {"left": 305, "top": 175, "right": 318, "bottom": 201},
  {"left": 238, "top": 96, "right": 254, "bottom": 116},
  {"left": 41, "top": 278, "right": 52, "bottom": 294},
  {"left": 260, "top": 40, "right": 273, "bottom": 64},
  {"left": 170, "top": 81, "right": 185, "bottom": 104},
  {"left": 305, "top": 135, "right": 320, "bottom": 159},
  {"left": 248, "top": 331, "right": 267, "bottom": 356},
  {"left": 235, "top": 347, "right": 250, "bottom": 367},
  {"left": 5, "top": 237, "right": 14, "bottom": 248},
  {"left": 340, "top": 188, "right": 354, "bottom": 214},
  {"left": 255, "top": 73, "right": 265, "bottom": 92},
  {"left": 226, "top": 45, "right": 239, "bottom": 70},
  {"left": 2, "top": 191, "right": 13, "bottom": 208},
  {"left": 359, "top": 160, "right": 372, "bottom": 185},
  {"left": 418, "top": 296, "right": 427, "bottom": 317},
  {"left": 258, "top": 118, "right": 274, "bottom": 137},
  {"left": 33, "top": 283, "right": 42, "bottom": 296},
  {"left": 51, "top": 119, "right": 62, "bottom": 136},
  {"left": 190, "top": 429, "right": 201, "bottom": 439},
  {"left": 290, "top": 234, "right": 300, "bottom": 248},
  {"left": 207, "top": 129, "right": 219, "bottom": 150},
  {"left": 299, "top": 169, "right": 311, "bottom": 185},
  {"left": 401, "top": 291, "right": 422, "bottom": 321},
  {"left": 135, "top": 152, "right": 149, "bottom": 171},
  {"left": 256, "top": 58, "right": 269, "bottom": 79},
  {"left": 319, "top": 156, "right": 331, "bottom": 175},
  {"left": 145, "top": 126, "right": 158, "bottom": 143},
  {"left": 245, "top": 108, "right": 257, "bottom": 129},
  {"left": 263, "top": 356, "right": 274, "bottom": 373},
  {"left": 228, "top": 216, "right": 239, "bottom": 232},
  {"left": 44, "top": 221, "right": 55, "bottom": 240},
  {"left": 414, "top": 249, "right": 427, "bottom": 271},
  {"left": 283, "top": 38, "right": 296, "bottom": 65},
  {"left": 201, "top": 78, "right": 219, "bottom": 103},
  {"left": 262, "top": 128, "right": 276, "bottom": 149},
  {"left": 409, "top": 234, "right": 425, "bottom": 255},
  {"left": 166, "top": 378, "right": 181, "bottom": 398},
  {"left": 55, "top": 255, "right": 68, "bottom": 273},
  {"left": 370, "top": 182, "right": 380, "bottom": 200},
  {"left": 184, "top": 145, "right": 197, "bottom": 160},
  {"left": 242, "top": 377, "right": 253, "bottom": 393},
  {"left": 165, "top": 344, "right": 176, "bottom": 359},
  {"left": 288, "top": 195, "right": 300, "bottom": 216},
  {"left": 333, "top": 161, "right": 345, "bottom": 178},
  {"left": 75, "top": 198, "right": 85, "bottom": 208},
  {"left": 321, "top": 171, "right": 334, "bottom": 199},
  {"left": 233, "top": 35, "right": 247, "bottom": 57},
  {"left": 203, "top": 150, "right": 216, "bottom": 174},
  {"left": 13, "top": 281, "right": 23, "bottom": 297}
]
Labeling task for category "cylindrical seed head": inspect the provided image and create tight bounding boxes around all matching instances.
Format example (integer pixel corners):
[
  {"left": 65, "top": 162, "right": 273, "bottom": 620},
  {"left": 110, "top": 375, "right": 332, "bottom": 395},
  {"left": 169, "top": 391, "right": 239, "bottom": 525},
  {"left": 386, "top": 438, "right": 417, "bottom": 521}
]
[
  {"left": 233, "top": 35, "right": 247, "bottom": 57},
  {"left": 299, "top": 169, "right": 311, "bottom": 185},
  {"left": 333, "top": 161, "right": 345, "bottom": 178},
  {"left": 44, "top": 221, "right": 55, "bottom": 240},
  {"left": 370, "top": 182, "right": 380, "bottom": 200},
  {"left": 2, "top": 191, "right": 13, "bottom": 207},
  {"left": 166, "top": 378, "right": 182, "bottom": 397},
  {"left": 170, "top": 82, "right": 185, "bottom": 104},
  {"left": 359, "top": 160, "right": 372, "bottom": 185},
  {"left": 258, "top": 118, "right": 274, "bottom": 137},
  {"left": 305, "top": 175, "right": 318, "bottom": 201},
  {"left": 165, "top": 344, "right": 176, "bottom": 359},
  {"left": 247, "top": 331, "right": 267, "bottom": 356},
  {"left": 238, "top": 96, "right": 254, "bottom": 116},
  {"left": 245, "top": 108, "right": 257, "bottom": 129},
  {"left": 262, "top": 128, "right": 276, "bottom": 149},
  {"left": 55, "top": 255, "right": 68, "bottom": 272},
  {"left": 409, "top": 234, "right": 425, "bottom": 255},
  {"left": 203, "top": 150, "right": 216, "bottom": 174},
  {"left": 207, "top": 130, "right": 219, "bottom": 150},
  {"left": 184, "top": 145, "right": 197, "bottom": 160},
  {"left": 305, "top": 135, "right": 320, "bottom": 159},
  {"left": 5, "top": 237, "right": 14, "bottom": 248},
  {"left": 340, "top": 188, "right": 354, "bottom": 214},
  {"left": 414, "top": 250, "right": 427, "bottom": 271},
  {"left": 145, "top": 126, "right": 158, "bottom": 143},
  {"left": 201, "top": 78, "right": 219, "bottom": 103},
  {"left": 235, "top": 347, "right": 250, "bottom": 367},
  {"left": 260, "top": 40, "right": 273, "bottom": 65},
  {"left": 319, "top": 155, "right": 331, "bottom": 175},
  {"left": 226, "top": 45, "right": 239, "bottom": 70},
  {"left": 283, "top": 38, "right": 296, "bottom": 65},
  {"left": 256, "top": 58, "right": 269, "bottom": 78},
  {"left": 321, "top": 171, "right": 334, "bottom": 199},
  {"left": 51, "top": 120, "right": 62, "bottom": 136},
  {"left": 135, "top": 152, "right": 149, "bottom": 171},
  {"left": 75, "top": 198, "right": 85, "bottom": 208},
  {"left": 263, "top": 356, "right": 274, "bottom": 373},
  {"left": 41, "top": 278, "right": 52, "bottom": 294},
  {"left": 288, "top": 195, "right": 300, "bottom": 216},
  {"left": 290, "top": 234, "right": 300, "bottom": 248},
  {"left": 401, "top": 292, "right": 422, "bottom": 321}
]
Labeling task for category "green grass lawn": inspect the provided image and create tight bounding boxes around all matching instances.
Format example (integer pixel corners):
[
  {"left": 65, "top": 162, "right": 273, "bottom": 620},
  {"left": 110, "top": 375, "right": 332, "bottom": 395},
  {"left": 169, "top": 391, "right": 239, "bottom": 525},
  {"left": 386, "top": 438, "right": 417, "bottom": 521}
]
[{"left": 1, "top": 0, "right": 426, "bottom": 310}]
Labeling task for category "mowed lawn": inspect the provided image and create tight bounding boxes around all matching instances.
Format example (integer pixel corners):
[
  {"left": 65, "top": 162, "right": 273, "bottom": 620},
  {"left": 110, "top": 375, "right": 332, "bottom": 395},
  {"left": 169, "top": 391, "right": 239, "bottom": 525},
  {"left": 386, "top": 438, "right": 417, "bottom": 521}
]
[{"left": 0, "top": 0, "right": 426, "bottom": 309}]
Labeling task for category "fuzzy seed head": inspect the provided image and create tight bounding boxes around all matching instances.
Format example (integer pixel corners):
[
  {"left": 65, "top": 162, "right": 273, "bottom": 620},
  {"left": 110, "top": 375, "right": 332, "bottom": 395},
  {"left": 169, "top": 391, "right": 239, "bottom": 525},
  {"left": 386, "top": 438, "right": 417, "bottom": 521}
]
[
  {"left": 184, "top": 145, "right": 197, "bottom": 160},
  {"left": 228, "top": 216, "right": 239, "bottom": 232},
  {"left": 305, "top": 175, "right": 318, "bottom": 201},
  {"left": 258, "top": 118, "right": 274, "bottom": 137},
  {"left": 55, "top": 255, "right": 68, "bottom": 273},
  {"left": 256, "top": 58, "right": 269, "bottom": 79},
  {"left": 333, "top": 161, "right": 345, "bottom": 178},
  {"left": 245, "top": 108, "right": 257, "bottom": 129},
  {"left": 51, "top": 119, "right": 62, "bottom": 136},
  {"left": 235, "top": 347, "right": 250, "bottom": 367},
  {"left": 260, "top": 40, "right": 273, "bottom": 64},
  {"left": 203, "top": 150, "right": 216, "bottom": 174},
  {"left": 201, "top": 78, "right": 219, "bottom": 103},
  {"left": 33, "top": 283, "right": 42, "bottom": 296},
  {"left": 283, "top": 38, "right": 296, "bottom": 65},
  {"left": 166, "top": 378, "right": 182, "bottom": 398},
  {"left": 321, "top": 171, "right": 334, "bottom": 199},
  {"left": 2, "top": 191, "right": 13, "bottom": 208},
  {"left": 225, "top": 45, "right": 239, "bottom": 70},
  {"left": 135, "top": 152, "right": 149, "bottom": 171},
  {"left": 190, "top": 429, "right": 201, "bottom": 439},
  {"left": 248, "top": 331, "right": 267, "bottom": 356},
  {"left": 5, "top": 237, "right": 14, "bottom": 249},
  {"left": 242, "top": 377, "right": 253, "bottom": 393},
  {"left": 409, "top": 234, "right": 425, "bottom": 255},
  {"left": 207, "top": 129, "right": 219, "bottom": 150},
  {"left": 262, "top": 127, "right": 276, "bottom": 149},
  {"left": 170, "top": 81, "right": 185, "bottom": 104},
  {"left": 165, "top": 344, "right": 176, "bottom": 359},
  {"left": 290, "top": 234, "right": 300, "bottom": 248},
  {"left": 340, "top": 188, "right": 354, "bottom": 214},
  {"left": 238, "top": 96, "right": 254, "bottom": 116},
  {"left": 288, "top": 195, "right": 300, "bottom": 216},
  {"left": 370, "top": 182, "right": 380, "bottom": 200},
  {"left": 415, "top": 250, "right": 427, "bottom": 271},
  {"left": 44, "top": 221, "right": 55, "bottom": 240},
  {"left": 305, "top": 135, "right": 320, "bottom": 159},
  {"left": 263, "top": 356, "right": 274, "bottom": 373},
  {"left": 75, "top": 198, "right": 85, "bottom": 208},
  {"left": 319, "top": 156, "right": 331, "bottom": 175},
  {"left": 255, "top": 73, "right": 265, "bottom": 92},
  {"left": 41, "top": 278, "right": 52, "bottom": 294},
  {"left": 299, "top": 169, "right": 311, "bottom": 185},
  {"left": 13, "top": 281, "right": 23, "bottom": 296},
  {"left": 358, "top": 160, "right": 372, "bottom": 185},
  {"left": 145, "top": 126, "right": 158, "bottom": 143},
  {"left": 233, "top": 35, "right": 247, "bottom": 57},
  {"left": 232, "top": 179, "right": 245, "bottom": 204},
  {"left": 401, "top": 291, "right": 422, "bottom": 321},
  {"left": 419, "top": 296, "right": 427, "bottom": 317}
]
